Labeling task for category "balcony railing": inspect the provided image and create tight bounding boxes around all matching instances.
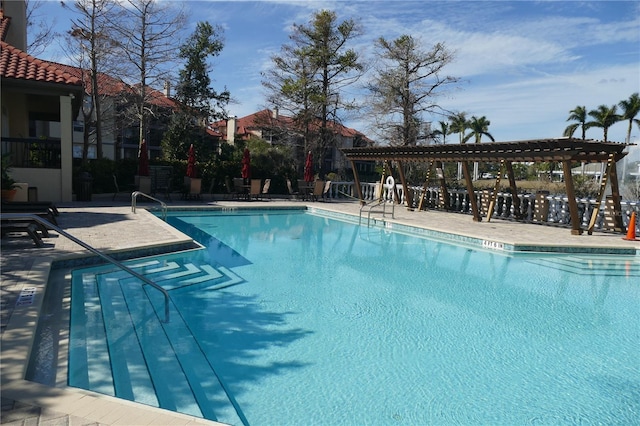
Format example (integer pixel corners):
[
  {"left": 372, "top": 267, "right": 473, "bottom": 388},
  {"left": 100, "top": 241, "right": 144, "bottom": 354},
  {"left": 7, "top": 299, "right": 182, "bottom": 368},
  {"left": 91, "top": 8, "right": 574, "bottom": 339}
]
[{"left": 1, "top": 137, "right": 61, "bottom": 168}]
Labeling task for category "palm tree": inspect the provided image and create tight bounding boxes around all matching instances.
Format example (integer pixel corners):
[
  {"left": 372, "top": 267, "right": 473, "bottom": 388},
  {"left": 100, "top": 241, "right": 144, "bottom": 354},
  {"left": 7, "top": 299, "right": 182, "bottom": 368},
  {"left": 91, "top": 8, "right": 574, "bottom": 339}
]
[
  {"left": 464, "top": 116, "right": 494, "bottom": 180},
  {"left": 448, "top": 112, "right": 468, "bottom": 180},
  {"left": 448, "top": 112, "right": 469, "bottom": 143},
  {"left": 587, "top": 104, "right": 621, "bottom": 142},
  {"left": 432, "top": 121, "right": 450, "bottom": 144},
  {"left": 618, "top": 93, "right": 640, "bottom": 143},
  {"left": 563, "top": 105, "right": 589, "bottom": 139}
]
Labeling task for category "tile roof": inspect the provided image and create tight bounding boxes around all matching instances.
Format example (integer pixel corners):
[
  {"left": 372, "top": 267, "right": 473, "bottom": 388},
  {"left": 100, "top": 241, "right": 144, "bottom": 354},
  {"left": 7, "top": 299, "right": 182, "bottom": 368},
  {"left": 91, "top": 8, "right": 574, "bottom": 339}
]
[
  {"left": 0, "top": 41, "right": 82, "bottom": 86},
  {"left": 0, "top": 10, "right": 10, "bottom": 41}
]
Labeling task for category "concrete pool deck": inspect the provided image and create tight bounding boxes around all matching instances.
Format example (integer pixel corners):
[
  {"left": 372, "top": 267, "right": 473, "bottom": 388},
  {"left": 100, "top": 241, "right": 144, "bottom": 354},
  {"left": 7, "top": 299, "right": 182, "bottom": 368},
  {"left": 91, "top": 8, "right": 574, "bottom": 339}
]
[{"left": 1, "top": 197, "right": 638, "bottom": 425}]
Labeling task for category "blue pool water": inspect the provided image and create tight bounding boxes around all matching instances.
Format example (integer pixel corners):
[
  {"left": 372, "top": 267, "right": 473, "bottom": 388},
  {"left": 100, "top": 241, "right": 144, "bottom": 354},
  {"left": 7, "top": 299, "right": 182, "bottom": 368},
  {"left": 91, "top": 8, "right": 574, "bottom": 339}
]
[{"left": 68, "top": 209, "right": 640, "bottom": 425}]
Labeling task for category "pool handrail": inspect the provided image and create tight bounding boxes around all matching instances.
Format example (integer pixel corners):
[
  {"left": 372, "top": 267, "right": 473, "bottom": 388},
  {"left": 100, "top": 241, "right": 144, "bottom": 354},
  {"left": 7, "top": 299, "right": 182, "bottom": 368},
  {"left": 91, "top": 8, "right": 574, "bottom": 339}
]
[
  {"left": 131, "top": 191, "right": 167, "bottom": 221},
  {"left": 1, "top": 213, "right": 171, "bottom": 323}
]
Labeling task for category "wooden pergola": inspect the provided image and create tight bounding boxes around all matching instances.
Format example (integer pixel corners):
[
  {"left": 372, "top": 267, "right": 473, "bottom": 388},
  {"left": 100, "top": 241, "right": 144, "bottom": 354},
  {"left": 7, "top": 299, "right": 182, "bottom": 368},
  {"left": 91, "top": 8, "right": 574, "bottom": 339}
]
[{"left": 341, "top": 138, "right": 631, "bottom": 235}]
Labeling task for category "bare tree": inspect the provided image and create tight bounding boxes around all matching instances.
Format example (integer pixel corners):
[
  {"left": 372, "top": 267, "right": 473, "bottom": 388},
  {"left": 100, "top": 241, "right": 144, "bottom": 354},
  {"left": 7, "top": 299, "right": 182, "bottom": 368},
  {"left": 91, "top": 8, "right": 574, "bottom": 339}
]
[
  {"left": 111, "top": 0, "right": 187, "bottom": 149},
  {"left": 26, "top": 0, "right": 56, "bottom": 56},
  {"left": 366, "top": 35, "right": 458, "bottom": 146},
  {"left": 62, "top": 0, "right": 122, "bottom": 160}
]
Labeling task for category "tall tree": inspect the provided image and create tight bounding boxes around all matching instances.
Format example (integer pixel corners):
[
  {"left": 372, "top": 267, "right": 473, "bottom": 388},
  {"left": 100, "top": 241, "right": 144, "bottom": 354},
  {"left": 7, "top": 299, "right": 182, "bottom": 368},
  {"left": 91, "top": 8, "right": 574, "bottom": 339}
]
[
  {"left": 264, "top": 10, "right": 363, "bottom": 176},
  {"left": 262, "top": 41, "right": 320, "bottom": 154},
  {"left": 448, "top": 112, "right": 469, "bottom": 180},
  {"left": 432, "top": 121, "right": 450, "bottom": 145},
  {"left": 111, "top": 0, "right": 187, "bottom": 150},
  {"left": 587, "top": 104, "right": 621, "bottom": 142},
  {"left": 162, "top": 21, "right": 230, "bottom": 160},
  {"left": 64, "top": 0, "right": 121, "bottom": 160},
  {"left": 563, "top": 105, "right": 589, "bottom": 140},
  {"left": 464, "top": 115, "right": 494, "bottom": 180},
  {"left": 367, "top": 35, "right": 458, "bottom": 146},
  {"left": 618, "top": 92, "right": 640, "bottom": 143}
]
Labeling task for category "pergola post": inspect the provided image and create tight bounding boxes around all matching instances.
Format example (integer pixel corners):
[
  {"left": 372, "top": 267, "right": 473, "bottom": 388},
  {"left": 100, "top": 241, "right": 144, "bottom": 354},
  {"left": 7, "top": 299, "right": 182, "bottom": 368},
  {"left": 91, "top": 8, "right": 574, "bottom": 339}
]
[
  {"left": 461, "top": 160, "right": 481, "bottom": 222},
  {"left": 561, "top": 160, "right": 583, "bottom": 235},
  {"left": 396, "top": 160, "right": 413, "bottom": 210},
  {"left": 486, "top": 160, "right": 506, "bottom": 222},
  {"left": 349, "top": 159, "right": 365, "bottom": 205},
  {"left": 607, "top": 158, "right": 624, "bottom": 232},
  {"left": 504, "top": 161, "right": 522, "bottom": 219},
  {"left": 436, "top": 161, "right": 450, "bottom": 210},
  {"left": 418, "top": 161, "right": 432, "bottom": 211}
]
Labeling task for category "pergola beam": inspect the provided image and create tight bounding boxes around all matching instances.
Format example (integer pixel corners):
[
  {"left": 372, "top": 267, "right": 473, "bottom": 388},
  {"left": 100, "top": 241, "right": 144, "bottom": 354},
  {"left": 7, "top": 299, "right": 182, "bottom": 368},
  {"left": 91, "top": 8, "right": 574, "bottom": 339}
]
[{"left": 341, "top": 138, "right": 632, "bottom": 235}]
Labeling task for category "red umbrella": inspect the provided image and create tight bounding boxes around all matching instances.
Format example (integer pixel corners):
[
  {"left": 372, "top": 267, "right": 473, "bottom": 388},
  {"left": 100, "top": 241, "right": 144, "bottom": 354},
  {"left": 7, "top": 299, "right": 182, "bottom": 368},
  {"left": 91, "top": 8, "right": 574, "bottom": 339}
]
[
  {"left": 304, "top": 151, "right": 313, "bottom": 182},
  {"left": 241, "top": 148, "right": 251, "bottom": 180},
  {"left": 186, "top": 144, "right": 197, "bottom": 178},
  {"left": 138, "top": 138, "right": 149, "bottom": 176}
]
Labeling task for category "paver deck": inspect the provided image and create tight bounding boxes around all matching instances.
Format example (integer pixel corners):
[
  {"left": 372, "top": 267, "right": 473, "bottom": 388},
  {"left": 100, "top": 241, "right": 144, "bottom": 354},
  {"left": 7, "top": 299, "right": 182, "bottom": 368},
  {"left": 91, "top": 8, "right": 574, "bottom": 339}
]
[{"left": 1, "top": 197, "right": 638, "bottom": 425}]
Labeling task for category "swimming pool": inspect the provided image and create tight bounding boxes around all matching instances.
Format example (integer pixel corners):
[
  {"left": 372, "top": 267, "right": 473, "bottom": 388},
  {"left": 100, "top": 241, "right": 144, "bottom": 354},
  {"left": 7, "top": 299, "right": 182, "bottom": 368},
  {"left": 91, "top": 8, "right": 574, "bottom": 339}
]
[{"left": 65, "top": 209, "right": 639, "bottom": 425}]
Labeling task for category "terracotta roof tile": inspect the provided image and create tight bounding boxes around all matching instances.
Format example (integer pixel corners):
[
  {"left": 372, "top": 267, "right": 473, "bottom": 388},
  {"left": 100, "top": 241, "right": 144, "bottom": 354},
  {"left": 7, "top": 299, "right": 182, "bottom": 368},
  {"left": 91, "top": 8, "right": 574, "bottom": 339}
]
[
  {"left": 0, "top": 41, "right": 82, "bottom": 86},
  {"left": 0, "top": 10, "right": 10, "bottom": 41}
]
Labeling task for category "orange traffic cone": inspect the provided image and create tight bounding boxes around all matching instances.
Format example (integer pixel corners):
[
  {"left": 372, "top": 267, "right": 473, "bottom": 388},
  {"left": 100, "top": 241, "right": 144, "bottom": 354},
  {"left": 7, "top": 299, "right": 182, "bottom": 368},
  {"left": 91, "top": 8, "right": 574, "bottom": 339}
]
[{"left": 623, "top": 212, "right": 637, "bottom": 241}]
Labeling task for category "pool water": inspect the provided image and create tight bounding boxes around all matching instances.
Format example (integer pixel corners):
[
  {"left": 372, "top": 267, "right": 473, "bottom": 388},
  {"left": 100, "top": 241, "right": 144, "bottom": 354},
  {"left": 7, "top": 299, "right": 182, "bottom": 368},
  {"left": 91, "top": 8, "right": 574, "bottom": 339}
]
[{"left": 68, "top": 210, "right": 640, "bottom": 425}]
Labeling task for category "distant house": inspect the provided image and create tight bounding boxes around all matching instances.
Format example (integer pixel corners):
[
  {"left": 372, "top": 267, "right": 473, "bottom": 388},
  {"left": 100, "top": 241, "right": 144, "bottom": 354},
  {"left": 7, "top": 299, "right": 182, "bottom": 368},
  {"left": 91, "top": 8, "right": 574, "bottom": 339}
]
[
  {"left": 1, "top": 2, "right": 83, "bottom": 202},
  {"left": 210, "top": 109, "right": 376, "bottom": 176}
]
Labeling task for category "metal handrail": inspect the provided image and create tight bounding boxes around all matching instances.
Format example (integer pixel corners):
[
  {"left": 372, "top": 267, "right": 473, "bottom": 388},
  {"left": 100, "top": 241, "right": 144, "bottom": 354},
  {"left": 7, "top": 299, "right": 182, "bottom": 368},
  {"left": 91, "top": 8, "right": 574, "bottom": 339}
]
[
  {"left": 131, "top": 191, "right": 167, "bottom": 221},
  {"left": 1, "top": 213, "right": 170, "bottom": 323}
]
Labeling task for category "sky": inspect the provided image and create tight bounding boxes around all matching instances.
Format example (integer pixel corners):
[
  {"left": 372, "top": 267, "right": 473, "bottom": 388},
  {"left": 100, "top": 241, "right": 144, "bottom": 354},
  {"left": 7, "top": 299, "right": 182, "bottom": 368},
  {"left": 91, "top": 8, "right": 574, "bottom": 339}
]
[{"left": 33, "top": 1, "right": 640, "bottom": 146}]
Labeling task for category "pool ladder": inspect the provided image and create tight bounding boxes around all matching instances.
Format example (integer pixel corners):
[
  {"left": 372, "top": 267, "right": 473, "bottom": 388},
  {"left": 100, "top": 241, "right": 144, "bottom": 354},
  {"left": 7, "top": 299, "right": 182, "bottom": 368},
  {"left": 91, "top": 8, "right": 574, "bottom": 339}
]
[{"left": 131, "top": 191, "right": 168, "bottom": 221}]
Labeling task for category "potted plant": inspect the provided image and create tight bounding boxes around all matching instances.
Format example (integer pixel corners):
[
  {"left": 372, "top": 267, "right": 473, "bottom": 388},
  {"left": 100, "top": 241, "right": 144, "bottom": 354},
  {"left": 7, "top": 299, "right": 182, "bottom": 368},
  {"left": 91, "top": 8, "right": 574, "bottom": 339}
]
[{"left": 1, "top": 153, "right": 18, "bottom": 201}]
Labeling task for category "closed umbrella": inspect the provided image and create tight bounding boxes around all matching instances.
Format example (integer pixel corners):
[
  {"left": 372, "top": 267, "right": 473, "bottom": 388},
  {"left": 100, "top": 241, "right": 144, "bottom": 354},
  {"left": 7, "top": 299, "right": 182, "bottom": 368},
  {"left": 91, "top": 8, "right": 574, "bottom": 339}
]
[
  {"left": 138, "top": 139, "right": 149, "bottom": 177},
  {"left": 241, "top": 148, "right": 251, "bottom": 181},
  {"left": 187, "top": 144, "right": 197, "bottom": 178},
  {"left": 304, "top": 151, "right": 313, "bottom": 182}
]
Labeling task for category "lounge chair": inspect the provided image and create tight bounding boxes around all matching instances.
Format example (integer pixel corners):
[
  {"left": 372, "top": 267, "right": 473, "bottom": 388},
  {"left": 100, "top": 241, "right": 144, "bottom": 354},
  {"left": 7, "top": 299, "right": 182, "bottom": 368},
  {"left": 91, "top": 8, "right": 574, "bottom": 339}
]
[
  {"left": 1, "top": 221, "right": 45, "bottom": 247},
  {"left": 1, "top": 202, "right": 58, "bottom": 225}
]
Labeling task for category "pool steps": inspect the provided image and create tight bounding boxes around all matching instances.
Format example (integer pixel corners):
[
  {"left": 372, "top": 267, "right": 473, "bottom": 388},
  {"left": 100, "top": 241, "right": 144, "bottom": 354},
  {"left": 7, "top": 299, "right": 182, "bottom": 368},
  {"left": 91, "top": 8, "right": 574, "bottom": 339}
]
[
  {"left": 69, "top": 257, "right": 247, "bottom": 426},
  {"left": 527, "top": 256, "right": 640, "bottom": 276}
]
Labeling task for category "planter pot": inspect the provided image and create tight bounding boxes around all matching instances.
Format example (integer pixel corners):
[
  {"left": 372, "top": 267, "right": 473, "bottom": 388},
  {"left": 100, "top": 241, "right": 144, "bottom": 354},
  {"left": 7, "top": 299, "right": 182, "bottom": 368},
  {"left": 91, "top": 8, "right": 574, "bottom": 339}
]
[
  {"left": 1, "top": 189, "right": 17, "bottom": 202},
  {"left": 136, "top": 175, "right": 151, "bottom": 194}
]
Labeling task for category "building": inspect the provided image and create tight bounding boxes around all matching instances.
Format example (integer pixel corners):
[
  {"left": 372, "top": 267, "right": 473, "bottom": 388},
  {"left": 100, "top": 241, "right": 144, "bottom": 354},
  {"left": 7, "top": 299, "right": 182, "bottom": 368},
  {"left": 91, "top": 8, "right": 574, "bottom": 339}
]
[
  {"left": 211, "top": 109, "right": 376, "bottom": 176},
  {"left": 1, "top": 1, "right": 83, "bottom": 202}
]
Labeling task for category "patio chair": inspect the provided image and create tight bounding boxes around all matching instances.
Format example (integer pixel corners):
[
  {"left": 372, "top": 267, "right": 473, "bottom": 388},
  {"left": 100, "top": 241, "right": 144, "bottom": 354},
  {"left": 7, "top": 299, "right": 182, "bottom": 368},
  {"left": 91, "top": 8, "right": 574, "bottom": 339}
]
[
  {"left": 287, "top": 179, "right": 300, "bottom": 200},
  {"left": 250, "top": 179, "right": 262, "bottom": 200},
  {"left": 225, "top": 177, "right": 237, "bottom": 200},
  {"left": 151, "top": 166, "right": 172, "bottom": 201},
  {"left": 298, "top": 179, "right": 312, "bottom": 200},
  {"left": 233, "top": 177, "right": 247, "bottom": 200},
  {"left": 311, "top": 180, "right": 325, "bottom": 201},
  {"left": 322, "top": 180, "right": 332, "bottom": 201},
  {"left": 261, "top": 179, "right": 272, "bottom": 200}
]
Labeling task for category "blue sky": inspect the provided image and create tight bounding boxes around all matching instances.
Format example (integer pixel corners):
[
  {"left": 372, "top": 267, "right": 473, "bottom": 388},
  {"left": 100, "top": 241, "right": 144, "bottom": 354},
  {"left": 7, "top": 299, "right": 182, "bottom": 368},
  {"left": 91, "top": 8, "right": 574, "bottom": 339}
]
[{"left": 36, "top": 1, "right": 640, "bottom": 145}]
